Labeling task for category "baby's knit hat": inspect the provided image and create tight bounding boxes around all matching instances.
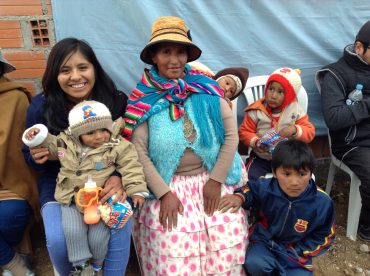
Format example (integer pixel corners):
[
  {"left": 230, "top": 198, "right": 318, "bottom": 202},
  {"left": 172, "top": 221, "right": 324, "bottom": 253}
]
[
  {"left": 356, "top": 20, "right": 370, "bottom": 44},
  {"left": 68, "top": 100, "right": 113, "bottom": 139},
  {"left": 214, "top": 67, "right": 249, "bottom": 100}
]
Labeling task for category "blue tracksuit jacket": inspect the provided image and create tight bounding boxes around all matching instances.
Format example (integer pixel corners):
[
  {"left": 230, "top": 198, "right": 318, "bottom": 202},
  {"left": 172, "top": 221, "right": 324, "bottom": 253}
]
[{"left": 235, "top": 177, "right": 336, "bottom": 271}]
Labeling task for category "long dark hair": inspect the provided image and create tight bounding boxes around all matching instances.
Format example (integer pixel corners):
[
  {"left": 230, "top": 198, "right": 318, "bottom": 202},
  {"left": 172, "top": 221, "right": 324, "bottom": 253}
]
[{"left": 42, "top": 37, "right": 120, "bottom": 132}]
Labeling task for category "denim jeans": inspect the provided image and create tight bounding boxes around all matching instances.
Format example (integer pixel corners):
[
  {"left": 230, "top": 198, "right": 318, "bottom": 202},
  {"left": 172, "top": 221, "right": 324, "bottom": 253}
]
[
  {"left": 0, "top": 199, "right": 30, "bottom": 265},
  {"left": 42, "top": 201, "right": 132, "bottom": 276}
]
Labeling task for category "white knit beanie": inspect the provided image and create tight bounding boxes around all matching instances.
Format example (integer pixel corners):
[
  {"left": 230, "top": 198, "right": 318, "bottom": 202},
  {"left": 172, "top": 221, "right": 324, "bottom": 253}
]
[
  {"left": 68, "top": 100, "right": 113, "bottom": 139},
  {"left": 266, "top": 67, "right": 302, "bottom": 96}
]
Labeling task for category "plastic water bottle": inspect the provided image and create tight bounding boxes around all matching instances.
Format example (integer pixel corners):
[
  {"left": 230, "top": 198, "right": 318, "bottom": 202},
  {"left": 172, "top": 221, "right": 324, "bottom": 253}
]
[
  {"left": 76, "top": 175, "right": 102, "bottom": 224},
  {"left": 346, "top": 84, "right": 363, "bottom": 105}
]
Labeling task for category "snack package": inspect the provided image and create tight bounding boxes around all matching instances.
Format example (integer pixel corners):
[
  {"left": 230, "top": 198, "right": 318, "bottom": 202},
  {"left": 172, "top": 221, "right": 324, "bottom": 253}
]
[
  {"left": 98, "top": 197, "right": 133, "bottom": 230},
  {"left": 256, "top": 129, "right": 288, "bottom": 153}
]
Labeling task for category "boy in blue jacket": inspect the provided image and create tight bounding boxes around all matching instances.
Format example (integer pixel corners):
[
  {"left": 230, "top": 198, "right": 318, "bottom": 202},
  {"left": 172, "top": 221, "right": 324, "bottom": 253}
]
[{"left": 219, "top": 140, "right": 336, "bottom": 275}]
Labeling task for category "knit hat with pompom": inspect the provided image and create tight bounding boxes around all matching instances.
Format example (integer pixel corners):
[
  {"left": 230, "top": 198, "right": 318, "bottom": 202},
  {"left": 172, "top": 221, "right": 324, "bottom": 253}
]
[
  {"left": 265, "top": 67, "right": 302, "bottom": 111},
  {"left": 68, "top": 100, "right": 113, "bottom": 139}
]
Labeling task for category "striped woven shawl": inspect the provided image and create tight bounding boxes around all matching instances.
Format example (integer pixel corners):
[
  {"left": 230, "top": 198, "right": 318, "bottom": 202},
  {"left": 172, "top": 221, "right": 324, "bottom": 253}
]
[{"left": 123, "top": 64, "right": 223, "bottom": 139}]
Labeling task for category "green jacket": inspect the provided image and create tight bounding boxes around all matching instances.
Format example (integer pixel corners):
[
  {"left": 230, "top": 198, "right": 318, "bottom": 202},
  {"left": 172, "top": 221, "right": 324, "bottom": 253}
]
[{"left": 40, "top": 118, "right": 148, "bottom": 205}]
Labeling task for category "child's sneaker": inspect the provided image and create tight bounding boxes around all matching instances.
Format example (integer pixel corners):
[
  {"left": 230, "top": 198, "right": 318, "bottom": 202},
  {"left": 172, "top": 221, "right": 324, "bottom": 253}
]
[
  {"left": 1, "top": 269, "right": 34, "bottom": 276},
  {"left": 26, "top": 270, "right": 35, "bottom": 276},
  {"left": 68, "top": 267, "right": 83, "bottom": 276},
  {"left": 79, "top": 264, "right": 102, "bottom": 276},
  {"left": 69, "top": 263, "right": 89, "bottom": 276},
  {"left": 2, "top": 269, "right": 13, "bottom": 276},
  {"left": 358, "top": 225, "right": 370, "bottom": 241},
  {"left": 91, "top": 263, "right": 103, "bottom": 276}
]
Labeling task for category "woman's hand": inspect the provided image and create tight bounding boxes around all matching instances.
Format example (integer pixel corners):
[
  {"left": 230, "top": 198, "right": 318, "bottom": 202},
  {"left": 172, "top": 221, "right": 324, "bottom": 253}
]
[
  {"left": 100, "top": 175, "right": 126, "bottom": 204},
  {"left": 159, "top": 191, "right": 184, "bottom": 232},
  {"left": 203, "top": 178, "right": 221, "bottom": 216},
  {"left": 30, "top": 146, "right": 50, "bottom": 164},
  {"left": 132, "top": 195, "right": 145, "bottom": 210},
  {"left": 219, "top": 194, "right": 243, "bottom": 213}
]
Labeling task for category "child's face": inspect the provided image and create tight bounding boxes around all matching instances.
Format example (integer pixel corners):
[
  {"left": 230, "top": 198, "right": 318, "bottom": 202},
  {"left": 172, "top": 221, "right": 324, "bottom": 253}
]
[
  {"left": 80, "top": 128, "right": 111, "bottom": 148},
  {"left": 273, "top": 166, "right": 311, "bottom": 197},
  {"left": 218, "top": 76, "right": 237, "bottom": 99},
  {"left": 265, "top": 81, "right": 285, "bottom": 110}
]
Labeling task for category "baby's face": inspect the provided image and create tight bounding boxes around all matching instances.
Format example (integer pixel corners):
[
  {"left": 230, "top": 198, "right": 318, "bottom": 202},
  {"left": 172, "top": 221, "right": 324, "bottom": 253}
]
[
  {"left": 273, "top": 166, "right": 311, "bottom": 197},
  {"left": 218, "top": 76, "right": 237, "bottom": 99},
  {"left": 80, "top": 128, "right": 111, "bottom": 148},
  {"left": 265, "top": 81, "right": 285, "bottom": 110}
]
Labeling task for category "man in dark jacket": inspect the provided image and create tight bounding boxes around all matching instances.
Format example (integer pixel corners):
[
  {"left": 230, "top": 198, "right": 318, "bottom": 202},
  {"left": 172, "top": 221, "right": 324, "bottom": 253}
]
[{"left": 316, "top": 19, "right": 370, "bottom": 241}]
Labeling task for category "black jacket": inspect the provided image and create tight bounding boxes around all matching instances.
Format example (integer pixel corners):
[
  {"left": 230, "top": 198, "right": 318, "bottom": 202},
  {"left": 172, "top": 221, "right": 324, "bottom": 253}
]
[{"left": 316, "top": 44, "right": 370, "bottom": 156}]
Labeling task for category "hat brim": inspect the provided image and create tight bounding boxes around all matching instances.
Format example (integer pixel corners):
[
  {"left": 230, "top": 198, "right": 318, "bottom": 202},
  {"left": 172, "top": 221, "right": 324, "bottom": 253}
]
[
  {"left": 1, "top": 61, "right": 16, "bottom": 74},
  {"left": 214, "top": 67, "right": 249, "bottom": 100},
  {"left": 140, "top": 39, "right": 202, "bottom": 65}
]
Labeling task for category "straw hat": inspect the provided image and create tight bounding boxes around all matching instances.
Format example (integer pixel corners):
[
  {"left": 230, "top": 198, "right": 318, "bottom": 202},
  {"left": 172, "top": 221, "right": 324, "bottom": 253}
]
[
  {"left": 140, "top": 16, "right": 202, "bottom": 65},
  {"left": 0, "top": 49, "right": 16, "bottom": 74}
]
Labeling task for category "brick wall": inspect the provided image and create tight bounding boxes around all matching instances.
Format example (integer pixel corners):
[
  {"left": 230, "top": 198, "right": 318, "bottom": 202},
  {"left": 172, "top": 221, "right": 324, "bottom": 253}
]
[{"left": 0, "top": 0, "right": 54, "bottom": 95}]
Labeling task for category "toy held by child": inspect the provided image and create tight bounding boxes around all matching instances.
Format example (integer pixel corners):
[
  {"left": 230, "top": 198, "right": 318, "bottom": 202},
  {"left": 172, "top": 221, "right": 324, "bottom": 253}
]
[
  {"left": 239, "top": 67, "right": 315, "bottom": 181},
  {"left": 256, "top": 128, "right": 288, "bottom": 154},
  {"left": 22, "top": 100, "right": 148, "bottom": 274},
  {"left": 219, "top": 140, "right": 336, "bottom": 275}
]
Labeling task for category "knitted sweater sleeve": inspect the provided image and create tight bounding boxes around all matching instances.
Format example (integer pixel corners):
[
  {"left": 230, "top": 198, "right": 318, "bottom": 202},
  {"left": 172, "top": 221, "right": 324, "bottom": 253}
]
[
  {"left": 209, "top": 98, "right": 239, "bottom": 183},
  {"left": 131, "top": 122, "right": 171, "bottom": 199}
]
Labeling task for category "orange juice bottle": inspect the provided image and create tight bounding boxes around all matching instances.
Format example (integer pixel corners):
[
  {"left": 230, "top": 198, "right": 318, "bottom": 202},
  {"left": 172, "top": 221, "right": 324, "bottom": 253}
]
[{"left": 76, "top": 176, "right": 102, "bottom": 224}]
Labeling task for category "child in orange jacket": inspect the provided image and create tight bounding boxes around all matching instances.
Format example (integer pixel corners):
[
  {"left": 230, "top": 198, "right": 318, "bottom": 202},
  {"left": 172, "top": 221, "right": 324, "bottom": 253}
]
[{"left": 239, "top": 67, "right": 315, "bottom": 181}]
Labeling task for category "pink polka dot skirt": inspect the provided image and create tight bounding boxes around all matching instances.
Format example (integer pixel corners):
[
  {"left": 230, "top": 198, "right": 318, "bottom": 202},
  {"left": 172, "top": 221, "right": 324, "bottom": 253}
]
[{"left": 133, "top": 171, "right": 249, "bottom": 275}]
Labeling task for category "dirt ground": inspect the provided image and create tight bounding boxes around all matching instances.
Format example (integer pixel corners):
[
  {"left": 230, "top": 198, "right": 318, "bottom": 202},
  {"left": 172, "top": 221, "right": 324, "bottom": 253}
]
[
  {"left": 30, "top": 158, "right": 370, "bottom": 276},
  {"left": 311, "top": 159, "right": 370, "bottom": 276}
]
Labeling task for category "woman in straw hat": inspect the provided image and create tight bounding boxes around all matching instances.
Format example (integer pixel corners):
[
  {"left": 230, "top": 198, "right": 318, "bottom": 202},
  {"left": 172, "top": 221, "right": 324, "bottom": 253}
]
[
  {"left": 124, "top": 16, "right": 248, "bottom": 275},
  {"left": 0, "top": 50, "right": 38, "bottom": 275}
]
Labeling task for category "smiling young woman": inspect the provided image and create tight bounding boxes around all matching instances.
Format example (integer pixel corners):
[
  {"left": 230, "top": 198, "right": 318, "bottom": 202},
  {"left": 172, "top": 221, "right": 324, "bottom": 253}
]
[
  {"left": 57, "top": 50, "right": 96, "bottom": 103},
  {"left": 22, "top": 38, "right": 131, "bottom": 276}
]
